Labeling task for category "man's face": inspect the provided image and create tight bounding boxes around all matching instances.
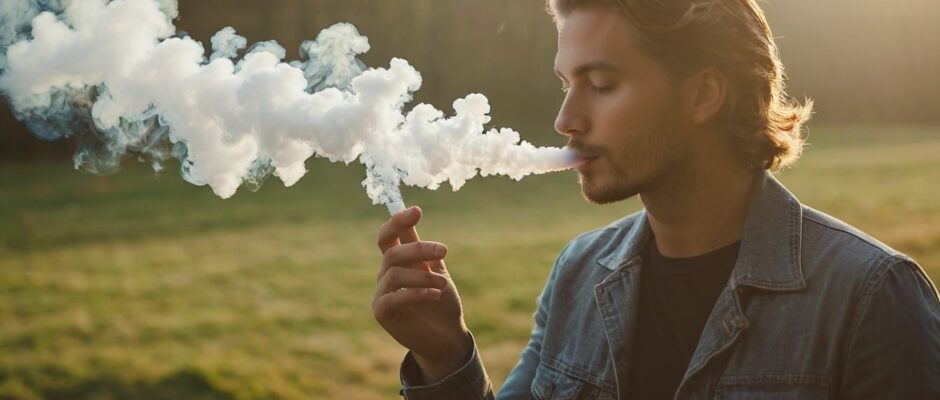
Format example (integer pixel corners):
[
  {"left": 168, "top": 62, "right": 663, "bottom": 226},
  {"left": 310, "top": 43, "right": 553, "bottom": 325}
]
[{"left": 554, "top": 7, "right": 691, "bottom": 204}]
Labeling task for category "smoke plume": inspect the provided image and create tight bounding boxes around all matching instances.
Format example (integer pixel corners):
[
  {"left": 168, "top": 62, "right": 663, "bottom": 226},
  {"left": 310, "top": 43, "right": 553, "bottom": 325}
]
[{"left": 0, "top": 0, "right": 580, "bottom": 208}]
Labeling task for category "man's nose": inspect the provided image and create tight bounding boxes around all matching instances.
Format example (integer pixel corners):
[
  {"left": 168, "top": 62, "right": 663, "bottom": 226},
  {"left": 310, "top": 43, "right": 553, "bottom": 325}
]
[{"left": 554, "top": 93, "right": 588, "bottom": 138}]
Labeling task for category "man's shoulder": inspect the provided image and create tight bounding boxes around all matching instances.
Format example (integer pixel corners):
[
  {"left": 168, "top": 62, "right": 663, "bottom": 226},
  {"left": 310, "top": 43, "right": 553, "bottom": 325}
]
[
  {"left": 799, "top": 205, "right": 919, "bottom": 284},
  {"left": 799, "top": 205, "right": 939, "bottom": 359}
]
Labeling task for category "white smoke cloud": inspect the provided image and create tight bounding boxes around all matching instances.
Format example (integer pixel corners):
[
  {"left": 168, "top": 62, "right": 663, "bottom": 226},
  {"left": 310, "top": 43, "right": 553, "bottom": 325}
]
[
  {"left": 0, "top": 0, "right": 582, "bottom": 209},
  {"left": 209, "top": 26, "right": 246, "bottom": 62}
]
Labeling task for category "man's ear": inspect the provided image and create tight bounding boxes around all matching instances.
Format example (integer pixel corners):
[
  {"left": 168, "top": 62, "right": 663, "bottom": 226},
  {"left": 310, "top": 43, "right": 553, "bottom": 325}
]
[{"left": 684, "top": 67, "right": 727, "bottom": 126}]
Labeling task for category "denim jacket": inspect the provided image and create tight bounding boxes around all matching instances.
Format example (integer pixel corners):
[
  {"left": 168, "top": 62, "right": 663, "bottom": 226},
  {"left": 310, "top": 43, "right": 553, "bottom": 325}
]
[{"left": 399, "top": 172, "right": 940, "bottom": 399}]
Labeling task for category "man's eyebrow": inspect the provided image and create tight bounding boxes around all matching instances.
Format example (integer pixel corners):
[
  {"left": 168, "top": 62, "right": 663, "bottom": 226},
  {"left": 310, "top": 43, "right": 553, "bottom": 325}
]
[{"left": 554, "top": 61, "right": 621, "bottom": 80}]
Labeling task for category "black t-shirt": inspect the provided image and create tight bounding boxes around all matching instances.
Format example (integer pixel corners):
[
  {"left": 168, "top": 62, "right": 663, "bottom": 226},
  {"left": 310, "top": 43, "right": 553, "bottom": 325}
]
[{"left": 623, "top": 238, "right": 740, "bottom": 400}]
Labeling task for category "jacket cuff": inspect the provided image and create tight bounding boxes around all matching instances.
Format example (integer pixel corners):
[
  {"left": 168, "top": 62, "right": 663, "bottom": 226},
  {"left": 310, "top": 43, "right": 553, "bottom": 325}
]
[{"left": 399, "top": 332, "right": 493, "bottom": 399}]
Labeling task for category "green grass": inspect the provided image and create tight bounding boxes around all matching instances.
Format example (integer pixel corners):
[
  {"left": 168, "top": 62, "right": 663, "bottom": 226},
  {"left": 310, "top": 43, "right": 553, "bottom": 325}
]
[{"left": 0, "top": 124, "right": 938, "bottom": 399}]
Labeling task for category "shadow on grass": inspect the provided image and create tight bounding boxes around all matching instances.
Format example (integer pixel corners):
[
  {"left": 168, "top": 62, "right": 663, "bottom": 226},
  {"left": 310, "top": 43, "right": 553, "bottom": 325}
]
[{"left": 1, "top": 368, "right": 237, "bottom": 400}]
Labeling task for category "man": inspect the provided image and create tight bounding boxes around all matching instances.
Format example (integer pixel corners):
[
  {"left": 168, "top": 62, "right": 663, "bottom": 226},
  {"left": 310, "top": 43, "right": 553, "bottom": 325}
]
[{"left": 371, "top": 0, "right": 940, "bottom": 399}]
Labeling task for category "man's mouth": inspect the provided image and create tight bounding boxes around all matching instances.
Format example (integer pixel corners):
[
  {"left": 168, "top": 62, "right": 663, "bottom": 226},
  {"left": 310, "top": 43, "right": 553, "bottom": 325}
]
[
  {"left": 566, "top": 144, "right": 602, "bottom": 168},
  {"left": 575, "top": 155, "right": 599, "bottom": 171}
]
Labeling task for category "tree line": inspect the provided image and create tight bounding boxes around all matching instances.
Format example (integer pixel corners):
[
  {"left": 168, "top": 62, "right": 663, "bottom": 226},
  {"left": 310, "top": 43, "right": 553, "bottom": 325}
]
[{"left": 2, "top": 0, "right": 937, "bottom": 162}]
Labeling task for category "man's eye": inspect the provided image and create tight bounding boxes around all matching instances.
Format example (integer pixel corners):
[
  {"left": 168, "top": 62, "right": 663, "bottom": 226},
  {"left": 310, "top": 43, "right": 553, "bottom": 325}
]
[{"left": 592, "top": 84, "right": 615, "bottom": 94}]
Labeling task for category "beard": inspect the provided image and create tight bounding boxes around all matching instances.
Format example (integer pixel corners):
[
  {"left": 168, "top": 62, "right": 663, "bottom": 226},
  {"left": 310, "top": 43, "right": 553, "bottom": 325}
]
[{"left": 574, "top": 101, "right": 687, "bottom": 205}]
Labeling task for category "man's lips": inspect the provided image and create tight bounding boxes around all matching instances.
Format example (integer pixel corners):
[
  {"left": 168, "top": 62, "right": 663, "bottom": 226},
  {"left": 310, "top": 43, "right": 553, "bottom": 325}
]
[
  {"left": 575, "top": 155, "right": 599, "bottom": 170},
  {"left": 565, "top": 147, "right": 601, "bottom": 168}
]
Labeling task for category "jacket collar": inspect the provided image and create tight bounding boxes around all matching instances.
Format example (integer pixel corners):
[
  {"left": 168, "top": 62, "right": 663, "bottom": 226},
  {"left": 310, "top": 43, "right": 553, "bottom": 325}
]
[
  {"left": 596, "top": 210, "right": 649, "bottom": 270},
  {"left": 597, "top": 171, "right": 806, "bottom": 292}
]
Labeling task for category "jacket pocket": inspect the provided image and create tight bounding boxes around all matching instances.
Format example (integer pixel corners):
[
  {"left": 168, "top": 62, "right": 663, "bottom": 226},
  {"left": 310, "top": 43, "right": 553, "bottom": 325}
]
[
  {"left": 715, "top": 375, "right": 831, "bottom": 400},
  {"left": 531, "top": 362, "right": 614, "bottom": 400}
]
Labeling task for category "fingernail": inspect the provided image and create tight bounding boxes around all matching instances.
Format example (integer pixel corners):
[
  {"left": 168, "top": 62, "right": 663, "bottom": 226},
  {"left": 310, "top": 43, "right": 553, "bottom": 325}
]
[
  {"left": 434, "top": 245, "right": 446, "bottom": 257},
  {"left": 426, "top": 288, "right": 442, "bottom": 299},
  {"left": 411, "top": 206, "right": 421, "bottom": 219}
]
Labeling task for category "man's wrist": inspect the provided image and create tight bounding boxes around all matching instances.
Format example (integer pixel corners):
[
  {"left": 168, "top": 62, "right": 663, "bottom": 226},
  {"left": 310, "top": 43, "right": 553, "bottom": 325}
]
[{"left": 412, "top": 331, "right": 474, "bottom": 385}]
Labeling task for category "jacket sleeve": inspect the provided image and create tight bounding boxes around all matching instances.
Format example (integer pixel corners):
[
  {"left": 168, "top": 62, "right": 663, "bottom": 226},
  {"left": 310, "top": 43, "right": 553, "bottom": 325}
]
[
  {"left": 839, "top": 257, "right": 940, "bottom": 399},
  {"left": 399, "top": 331, "right": 495, "bottom": 400}
]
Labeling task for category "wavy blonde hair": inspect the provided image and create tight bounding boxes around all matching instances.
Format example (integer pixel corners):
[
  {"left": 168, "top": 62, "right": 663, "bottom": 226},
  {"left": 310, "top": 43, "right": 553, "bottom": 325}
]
[{"left": 548, "top": 0, "right": 813, "bottom": 170}]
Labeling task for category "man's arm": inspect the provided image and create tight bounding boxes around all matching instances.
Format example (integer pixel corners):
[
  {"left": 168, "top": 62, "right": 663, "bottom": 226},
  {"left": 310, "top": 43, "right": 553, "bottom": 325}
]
[
  {"left": 373, "top": 207, "right": 487, "bottom": 399},
  {"left": 399, "top": 241, "right": 570, "bottom": 399},
  {"left": 839, "top": 257, "right": 940, "bottom": 398}
]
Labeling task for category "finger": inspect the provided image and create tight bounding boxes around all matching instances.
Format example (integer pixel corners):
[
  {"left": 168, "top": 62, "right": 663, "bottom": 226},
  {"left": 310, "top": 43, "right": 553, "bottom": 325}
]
[
  {"left": 376, "top": 267, "right": 448, "bottom": 295},
  {"left": 427, "top": 258, "right": 447, "bottom": 275},
  {"left": 383, "top": 241, "right": 447, "bottom": 269},
  {"left": 377, "top": 206, "right": 422, "bottom": 253},
  {"left": 373, "top": 288, "right": 443, "bottom": 322},
  {"left": 377, "top": 241, "right": 447, "bottom": 281}
]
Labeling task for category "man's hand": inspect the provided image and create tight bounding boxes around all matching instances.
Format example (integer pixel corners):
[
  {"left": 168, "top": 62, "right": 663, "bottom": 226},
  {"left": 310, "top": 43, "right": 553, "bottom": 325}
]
[{"left": 372, "top": 206, "right": 472, "bottom": 384}]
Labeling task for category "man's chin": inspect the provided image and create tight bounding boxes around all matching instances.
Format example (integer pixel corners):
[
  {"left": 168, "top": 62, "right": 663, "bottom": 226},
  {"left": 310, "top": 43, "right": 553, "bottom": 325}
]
[{"left": 579, "top": 177, "right": 638, "bottom": 205}]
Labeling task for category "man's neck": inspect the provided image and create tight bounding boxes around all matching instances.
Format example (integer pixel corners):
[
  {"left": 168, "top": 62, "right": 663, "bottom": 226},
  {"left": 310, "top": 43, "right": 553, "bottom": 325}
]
[{"left": 640, "top": 160, "right": 757, "bottom": 259}]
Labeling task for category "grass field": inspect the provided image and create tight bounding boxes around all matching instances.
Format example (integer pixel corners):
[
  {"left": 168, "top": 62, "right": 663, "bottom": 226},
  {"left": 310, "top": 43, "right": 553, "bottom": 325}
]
[{"left": 0, "top": 125, "right": 938, "bottom": 399}]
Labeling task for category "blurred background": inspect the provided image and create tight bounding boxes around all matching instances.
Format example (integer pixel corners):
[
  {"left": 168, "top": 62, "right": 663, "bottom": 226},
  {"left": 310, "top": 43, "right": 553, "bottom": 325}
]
[{"left": 1, "top": 1, "right": 938, "bottom": 399}]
